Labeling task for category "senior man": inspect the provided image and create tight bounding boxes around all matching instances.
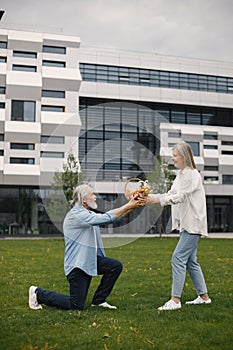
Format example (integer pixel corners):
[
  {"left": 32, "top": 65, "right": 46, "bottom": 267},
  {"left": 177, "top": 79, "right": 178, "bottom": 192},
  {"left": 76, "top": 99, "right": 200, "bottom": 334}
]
[{"left": 29, "top": 184, "right": 145, "bottom": 311}]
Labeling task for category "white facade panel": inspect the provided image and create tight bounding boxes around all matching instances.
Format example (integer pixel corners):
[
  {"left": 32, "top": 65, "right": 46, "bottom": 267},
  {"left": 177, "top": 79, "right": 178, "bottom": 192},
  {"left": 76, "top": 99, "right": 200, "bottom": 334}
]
[
  {"left": 42, "top": 67, "right": 81, "bottom": 91},
  {"left": 4, "top": 164, "right": 40, "bottom": 175},
  {"left": 5, "top": 121, "right": 41, "bottom": 142},
  {"left": 6, "top": 71, "right": 42, "bottom": 99},
  {"left": 7, "top": 30, "right": 43, "bottom": 51},
  {"left": 0, "top": 109, "right": 5, "bottom": 122},
  {"left": 41, "top": 112, "right": 81, "bottom": 136}
]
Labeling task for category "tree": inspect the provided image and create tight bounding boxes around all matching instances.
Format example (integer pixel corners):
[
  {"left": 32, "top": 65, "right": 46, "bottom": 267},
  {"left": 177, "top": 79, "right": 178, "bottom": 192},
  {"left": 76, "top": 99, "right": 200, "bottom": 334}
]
[
  {"left": 46, "top": 153, "right": 85, "bottom": 232},
  {"left": 148, "top": 157, "right": 175, "bottom": 237}
]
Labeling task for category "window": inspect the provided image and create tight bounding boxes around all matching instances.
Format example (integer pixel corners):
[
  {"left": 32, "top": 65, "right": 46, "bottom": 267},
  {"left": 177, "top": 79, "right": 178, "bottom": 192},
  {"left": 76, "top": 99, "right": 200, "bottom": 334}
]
[
  {"left": 41, "top": 135, "right": 64, "bottom": 144},
  {"left": 42, "top": 60, "right": 66, "bottom": 68},
  {"left": 11, "top": 100, "right": 36, "bottom": 122},
  {"left": 171, "top": 107, "right": 186, "bottom": 124},
  {"left": 222, "top": 175, "right": 233, "bottom": 184},
  {"left": 10, "top": 143, "right": 35, "bottom": 150},
  {"left": 12, "top": 64, "right": 37, "bottom": 72},
  {"left": 204, "top": 176, "right": 218, "bottom": 182},
  {"left": 42, "top": 90, "right": 65, "bottom": 98},
  {"left": 189, "top": 142, "right": 200, "bottom": 156},
  {"left": 222, "top": 140, "right": 233, "bottom": 146},
  {"left": 204, "top": 145, "right": 218, "bottom": 150},
  {"left": 222, "top": 150, "right": 233, "bottom": 155},
  {"left": 0, "top": 41, "right": 7, "bottom": 49},
  {"left": 10, "top": 157, "right": 35, "bottom": 164},
  {"left": 0, "top": 87, "right": 6, "bottom": 94},
  {"left": 41, "top": 105, "right": 65, "bottom": 112},
  {"left": 204, "top": 134, "right": 218, "bottom": 140},
  {"left": 168, "top": 143, "right": 176, "bottom": 148},
  {"left": 187, "top": 107, "right": 201, "bottom": 125},
  {"left": 0, "top": 56, "right": 7, "bottom": 63},
  {"left": 0, "top": 102, "right": 5, "bottom": 109},
  {"left": 13, "top": 51, "right": 37, "bottom": 58},
  {"left": 204, "top": 165, "right": 219, "bottom": 171},
  {"left": 41, "top": 151, "right": 64, "bottom": 158},
  {"left": 43, "top": 45, "right": 66, "bottom": 54},
  {"left": 80, "top": 63, "right": 233, "bottom": 94},
  {"left": 0, "top": 150, "right": 3, "bottom": 156},
  {"left": 0, "top": 133, "right": 4, "bottom": 141}
]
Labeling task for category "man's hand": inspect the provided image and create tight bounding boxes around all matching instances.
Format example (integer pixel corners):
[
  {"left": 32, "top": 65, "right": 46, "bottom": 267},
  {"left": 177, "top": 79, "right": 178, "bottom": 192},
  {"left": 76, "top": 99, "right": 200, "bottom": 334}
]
[
  {"left": 128, "top": 195, "right": 147, "bottom": 209},
  {"left": 113, "top": 194, "right": 146, "bottom": 219}
]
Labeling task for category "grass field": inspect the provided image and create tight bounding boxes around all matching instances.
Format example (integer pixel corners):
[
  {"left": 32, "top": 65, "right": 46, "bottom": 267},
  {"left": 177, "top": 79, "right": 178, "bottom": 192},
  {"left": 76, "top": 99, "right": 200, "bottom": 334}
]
[{"left": 0, "top": 237, "right": 232, "bottom": 350}]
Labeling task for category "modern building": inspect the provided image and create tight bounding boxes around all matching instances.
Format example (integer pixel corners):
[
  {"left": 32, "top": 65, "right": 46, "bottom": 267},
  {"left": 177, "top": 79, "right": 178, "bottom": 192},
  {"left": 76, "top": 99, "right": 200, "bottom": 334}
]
[
  {"left": 0, "top": 28, "right": 81, "bottom": 234},
  {"left": 0, "top": 26, "right": 233, "bottom": 235}
]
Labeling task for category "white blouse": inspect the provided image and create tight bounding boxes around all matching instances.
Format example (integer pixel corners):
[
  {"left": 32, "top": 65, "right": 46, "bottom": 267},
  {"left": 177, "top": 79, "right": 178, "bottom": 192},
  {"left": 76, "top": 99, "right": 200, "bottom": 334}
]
[{"left": 150, "top": 167, "right": 208, "bottom": 236}]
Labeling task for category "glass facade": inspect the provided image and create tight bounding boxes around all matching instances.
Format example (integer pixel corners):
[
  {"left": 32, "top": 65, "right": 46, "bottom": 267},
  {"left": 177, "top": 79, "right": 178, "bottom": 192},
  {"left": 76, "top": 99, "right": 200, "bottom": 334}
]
[
  {"left": 78, "top": 97, "right": 233, "bottom": 233},
  {"left": 0, "top": 186, "right": 62, "bottom": 235},
  {"left": 80, "top": 63, "right": 233, "bottom": 94},
  {"left": 79, "top": 98, "right": 160, "bottom": 180},
  {"left": 79, "top": 97, "right": 233, "bottom": 181}
]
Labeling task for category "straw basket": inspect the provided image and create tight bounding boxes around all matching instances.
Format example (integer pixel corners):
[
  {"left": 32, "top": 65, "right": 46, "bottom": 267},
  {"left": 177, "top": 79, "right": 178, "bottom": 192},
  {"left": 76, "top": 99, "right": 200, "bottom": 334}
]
[{"left": 124, "top": 178, "right": 151, "bottom": 199}]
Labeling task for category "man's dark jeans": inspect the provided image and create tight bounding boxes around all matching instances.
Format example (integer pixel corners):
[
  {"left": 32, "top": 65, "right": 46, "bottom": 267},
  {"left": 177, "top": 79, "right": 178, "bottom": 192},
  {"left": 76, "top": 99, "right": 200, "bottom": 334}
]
[{"left": 36, "top": 256, "right": 122, "bottom": 310}]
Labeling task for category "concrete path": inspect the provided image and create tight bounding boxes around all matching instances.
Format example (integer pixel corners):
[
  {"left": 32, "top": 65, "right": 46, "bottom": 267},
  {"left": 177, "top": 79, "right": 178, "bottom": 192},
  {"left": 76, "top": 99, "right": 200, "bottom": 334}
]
[{"left": 1, "top": 233, "right": 233, "bottom": 239}]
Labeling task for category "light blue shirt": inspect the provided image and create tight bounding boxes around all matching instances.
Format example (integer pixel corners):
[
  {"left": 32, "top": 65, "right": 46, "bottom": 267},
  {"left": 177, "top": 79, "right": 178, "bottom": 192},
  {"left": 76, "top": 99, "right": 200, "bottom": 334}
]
[{"left": 63, "top": 204, "right": 115, "bottom": 276}]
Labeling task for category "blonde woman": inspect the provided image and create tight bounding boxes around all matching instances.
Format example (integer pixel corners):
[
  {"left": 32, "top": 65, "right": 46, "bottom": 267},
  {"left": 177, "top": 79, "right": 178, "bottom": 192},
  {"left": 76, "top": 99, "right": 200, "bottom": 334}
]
[{"left": 147, "top": 142, "right": 211, "bottom": 310}]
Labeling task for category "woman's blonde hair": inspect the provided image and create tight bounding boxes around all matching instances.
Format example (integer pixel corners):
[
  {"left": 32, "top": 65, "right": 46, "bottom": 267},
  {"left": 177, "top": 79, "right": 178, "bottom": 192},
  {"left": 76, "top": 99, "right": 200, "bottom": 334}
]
[
  {"left": 70, "top": 184, "right": 93, "bottom": 207},
  {"left": 173, "top": 142, "right": 196, "bottom": 169}
]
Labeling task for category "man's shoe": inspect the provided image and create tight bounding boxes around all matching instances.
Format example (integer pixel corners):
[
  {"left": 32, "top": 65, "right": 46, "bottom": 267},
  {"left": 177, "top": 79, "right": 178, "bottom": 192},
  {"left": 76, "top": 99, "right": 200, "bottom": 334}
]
[
  {"left": 91, "top": 302, "right": 117, "bottom": 309},
  {"left": 185, "top": 296, "right": 211, "bottom": 305},
  {"left": 158, "top": 299, "right": 181, "bottom": 311},
  {"left": 29, "top": 286, "right": 42, "bottom": 310}
]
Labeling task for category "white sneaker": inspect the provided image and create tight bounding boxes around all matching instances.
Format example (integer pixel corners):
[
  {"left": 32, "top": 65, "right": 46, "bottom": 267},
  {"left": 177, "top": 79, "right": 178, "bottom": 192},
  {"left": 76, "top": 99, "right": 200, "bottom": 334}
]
[
  {"left": 186, "top": 296, "right": 211, "bottom": 305},
  {"left": 29, "top": 286, "right": 42, "bottom": 310},
  {"left": 91, "top": 302, "right": 117, "bottom": 309},
  {"left": 158, "top": 299, "right": 181, "bottom": 311}
]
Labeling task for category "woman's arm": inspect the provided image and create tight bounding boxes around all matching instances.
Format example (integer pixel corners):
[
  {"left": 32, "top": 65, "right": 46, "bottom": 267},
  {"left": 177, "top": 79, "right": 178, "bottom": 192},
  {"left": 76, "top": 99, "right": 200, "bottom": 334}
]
[
  {"left": 146, "top": 195, "right": 161, "bottom": 205},
  {"left": 147, "top": 169, "right": 201, "bottom": 207}
]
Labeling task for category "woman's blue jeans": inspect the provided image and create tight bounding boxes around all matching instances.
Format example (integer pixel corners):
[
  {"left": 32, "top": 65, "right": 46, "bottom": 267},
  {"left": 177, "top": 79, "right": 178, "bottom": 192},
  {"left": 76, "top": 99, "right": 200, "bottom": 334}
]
[
  {"left": 36, "top": 255, "right": 122, "bottom": 310},
  {"left": 171, "top": 230, "right": 208, "bottom": 298}
]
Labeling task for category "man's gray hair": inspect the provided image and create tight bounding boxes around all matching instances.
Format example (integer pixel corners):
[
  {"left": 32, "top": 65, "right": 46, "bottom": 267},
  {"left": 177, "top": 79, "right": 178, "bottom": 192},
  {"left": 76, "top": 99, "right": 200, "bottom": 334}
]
[{"left": 70, "top": 184, "right": 93, "bottom": 207}]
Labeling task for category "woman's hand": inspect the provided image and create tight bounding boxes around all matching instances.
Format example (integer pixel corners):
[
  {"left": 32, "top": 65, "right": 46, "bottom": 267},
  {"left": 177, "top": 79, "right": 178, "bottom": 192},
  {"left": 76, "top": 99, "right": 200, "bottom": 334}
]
[{"left": 128, "top": 195, "right": 147, "bottom": 209}]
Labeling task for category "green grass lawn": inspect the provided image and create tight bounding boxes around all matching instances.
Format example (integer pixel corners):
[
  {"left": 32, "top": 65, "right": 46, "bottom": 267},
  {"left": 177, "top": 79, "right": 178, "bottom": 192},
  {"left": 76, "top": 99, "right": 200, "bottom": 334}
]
[{"left": 0, "top": 237, "right": 232, "bottom": 350}]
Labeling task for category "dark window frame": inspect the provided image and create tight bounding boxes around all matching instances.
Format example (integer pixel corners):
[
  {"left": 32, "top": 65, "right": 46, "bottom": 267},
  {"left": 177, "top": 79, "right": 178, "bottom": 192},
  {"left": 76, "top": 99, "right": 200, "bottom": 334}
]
[
  {"left": 41, "top": 105, "right": 65, "bottom": 112},
  {"left": 10, "top": 157, "right": 35, "bottom": 164},
  {"left": 12, "top": 64, "right": 37, "bottom": 72},
  {"left": 42, "top": 60, "right": 66, "bottom": 68},
  {"left": 10, "top": 143, "right": 35, "bottom": 150},
  {"left": 13, "top": 50, "right": 37, "bottom": 59},
  {"left": 42, "top": 90, "right": 65, "bottom": 98},
  {"left": 11, "top": 100, "right": 36, "bottom": 122},
  {"left": 42, "top": 45, "right": 66, "bottom": 54}
]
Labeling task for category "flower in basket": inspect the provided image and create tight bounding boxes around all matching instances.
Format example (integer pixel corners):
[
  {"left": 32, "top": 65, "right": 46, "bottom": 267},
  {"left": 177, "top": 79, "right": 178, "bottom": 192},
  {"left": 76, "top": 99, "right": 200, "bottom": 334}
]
[{"left": 124, "top": 178, "right": 152, "bottom": 200}]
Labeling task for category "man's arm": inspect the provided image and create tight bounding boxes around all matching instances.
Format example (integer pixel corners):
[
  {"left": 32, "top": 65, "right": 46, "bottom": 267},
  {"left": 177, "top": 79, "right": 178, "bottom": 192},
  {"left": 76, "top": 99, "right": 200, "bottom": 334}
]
[{"left": 113, "top": 196, "right": 146, "bottom": 219}]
